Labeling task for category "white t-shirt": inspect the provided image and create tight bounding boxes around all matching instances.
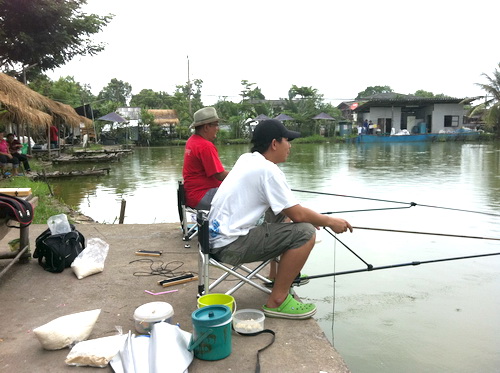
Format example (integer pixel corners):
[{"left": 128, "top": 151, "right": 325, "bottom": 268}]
[{"left": 209, "top": 152, "right": 299, "bottom": 248}]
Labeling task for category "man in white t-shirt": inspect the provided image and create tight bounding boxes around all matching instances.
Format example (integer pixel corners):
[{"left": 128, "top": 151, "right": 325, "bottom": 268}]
[{"left": 209, "top": 119, "right": 353, "bottom": 319}]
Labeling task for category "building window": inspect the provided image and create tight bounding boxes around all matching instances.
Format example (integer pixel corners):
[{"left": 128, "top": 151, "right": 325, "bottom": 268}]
[{"left": 444, "top": 115, "right": 459, "bottom": 127}]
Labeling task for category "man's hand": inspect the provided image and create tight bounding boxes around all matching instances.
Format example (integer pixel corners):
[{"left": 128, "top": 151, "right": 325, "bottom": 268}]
[{"left": 327, "top": 217, "right": 353, "bottom": 234}]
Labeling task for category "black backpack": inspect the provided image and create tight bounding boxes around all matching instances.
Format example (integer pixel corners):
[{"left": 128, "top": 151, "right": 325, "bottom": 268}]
[
  {"left": 33, "top": 224, "right": 85, "bottom": 273},
  {"left": 0, "top": 193, "right": 34, "bottom": 227}
]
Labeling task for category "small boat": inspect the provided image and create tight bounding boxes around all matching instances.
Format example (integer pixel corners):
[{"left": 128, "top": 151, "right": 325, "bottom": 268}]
[{"left": 30, "top": 168, "right": 110, "bottom": 180}]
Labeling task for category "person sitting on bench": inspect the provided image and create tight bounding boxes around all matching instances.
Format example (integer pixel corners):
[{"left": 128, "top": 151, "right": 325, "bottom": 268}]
[
  {"left": 0, "top": 129, "right": 21, "bottom": 177},
  {"left": 6, "top": 133, "right": 31, "bottom": 174},
  {"left": 208, "top": 119, "right": 353, "bottom": 319},
  {"left": 182, "top": 107, "right": 229, "bottom": 210}
]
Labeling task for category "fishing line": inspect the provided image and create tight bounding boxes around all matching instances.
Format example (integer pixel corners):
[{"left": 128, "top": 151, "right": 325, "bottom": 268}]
[
  {"left": 331, "top": 232, "right": 337, "bottom": 347},
  {"left": 352, "top": 226, "right": 500, "bottom": 241},
  {"left": 324, "top": 228, "right": 373, "bottom": 269},
  {"left": 292, "top": 189, "right": 500, "bottom": 217},
  {"left": 321, "top": 206, "right": 414, "bottom": 214}
]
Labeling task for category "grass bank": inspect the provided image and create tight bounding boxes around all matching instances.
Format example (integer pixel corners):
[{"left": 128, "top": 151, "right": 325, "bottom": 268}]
[
  {"left": 0, "top": 175, "right": 80, "bottom": 224},
  {"left": 0, "top": 154, "right": 94, "bottom": 224}
]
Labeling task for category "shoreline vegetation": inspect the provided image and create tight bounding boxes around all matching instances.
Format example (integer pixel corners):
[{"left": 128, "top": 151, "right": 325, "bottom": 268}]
[{"left": 0, "top": 169, "right": 95, "bottom": 225}]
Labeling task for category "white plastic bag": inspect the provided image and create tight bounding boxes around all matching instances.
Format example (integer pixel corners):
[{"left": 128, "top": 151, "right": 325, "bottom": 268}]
[
  {"left": 33, "top": 309, "right": 101, "bottom": 350},
  {"left": 47, "top": 213, "right": 71, "bottom": 235},
  {"left": 110, "top": 323, "right": 193, "bottom": 373},
  {"left": 71, "top": 238, "right": 110, "bottom": 279},
  {"left": 65, "top": 334, "right": 127, "bottom": 367}
]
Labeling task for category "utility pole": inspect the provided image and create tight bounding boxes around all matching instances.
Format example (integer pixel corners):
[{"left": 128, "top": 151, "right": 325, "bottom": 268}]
[{"left": 187, "top": 55, "right": 192, "bottom": 117}]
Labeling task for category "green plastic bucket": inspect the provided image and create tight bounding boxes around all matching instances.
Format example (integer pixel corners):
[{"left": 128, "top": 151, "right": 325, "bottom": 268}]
[
  {"left": 197, "top": 293, "right": 235, "bottom": 312},
  {"left": 188, "top": 305, "right": 232, "bottom": 361}
]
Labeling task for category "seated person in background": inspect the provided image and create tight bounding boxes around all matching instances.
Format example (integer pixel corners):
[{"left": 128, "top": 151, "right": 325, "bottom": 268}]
[
  {"left": 208, "top": 119, "right": 352, "bottom": 319},
  {"left": 182, "top": 107, "right": 228, "bottom": 210},
  {"left": 0, "top": 129, "right": 21, "bottom": 176},
  {"left": 6, "top": 133, "right": 32, "bottom": 174}
]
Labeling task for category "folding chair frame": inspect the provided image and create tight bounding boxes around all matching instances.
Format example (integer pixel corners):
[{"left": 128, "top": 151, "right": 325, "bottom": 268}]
[
  {"left": 196, "top": 211, "right": 273, "bottom": 297},
  {"left": 177, "top": 180, "right": 198, "bottom": 241}
]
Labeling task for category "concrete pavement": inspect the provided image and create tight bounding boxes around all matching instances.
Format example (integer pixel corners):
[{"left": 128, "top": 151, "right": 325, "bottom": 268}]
[{"left": 0, "top": 223, "right": 350, "bottom": 373}]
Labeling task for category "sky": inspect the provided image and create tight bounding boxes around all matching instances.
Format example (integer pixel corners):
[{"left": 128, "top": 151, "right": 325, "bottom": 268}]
[{"left": 48, "top": 0, "right": 500, "bottom": 107}]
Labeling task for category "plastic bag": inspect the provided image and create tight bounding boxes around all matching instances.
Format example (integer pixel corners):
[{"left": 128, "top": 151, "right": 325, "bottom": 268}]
[
  {"left": 65, "top": 333, "right": 127, "bottom": 367},
  {"left": 33, "top": 309, "right": 101, "bottom": 350},
  {"left": 110, "top": 323, "right": 193, "bottom": 373},
  {"left": 71, "top": 238, "right": 110, "bottom": 280},
  {"left": 47, "top": 213, "right": 71, "bottom": 235}
]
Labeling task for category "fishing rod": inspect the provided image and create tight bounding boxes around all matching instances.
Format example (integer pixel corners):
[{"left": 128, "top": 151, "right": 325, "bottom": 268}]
[
  {"left": 292, "top": 189, "right": 500, "bottom": 217},
  {"left": 299, "top": 251, "right": 500, "bottom": 280},
  {"left": 292, "top": 228, "right": 500, "bottom": 282}
]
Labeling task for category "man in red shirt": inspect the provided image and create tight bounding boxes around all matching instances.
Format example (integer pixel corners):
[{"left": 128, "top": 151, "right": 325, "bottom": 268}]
[
  {"left": 182, "top": 107, "right": 228, "bottom": 210},
  {"left": 49, "top": 125, "right": 58, "bottom": 148}
]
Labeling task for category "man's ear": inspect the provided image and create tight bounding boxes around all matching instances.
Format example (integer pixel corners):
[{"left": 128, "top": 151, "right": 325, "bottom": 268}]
[{"left": 270, "top": 139, "right": 277, "bottom": 150}]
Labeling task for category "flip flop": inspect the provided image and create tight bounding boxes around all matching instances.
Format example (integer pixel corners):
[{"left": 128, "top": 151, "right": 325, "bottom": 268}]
[{"left": 262, "top": 294, "right": 316, "bottom": 319}]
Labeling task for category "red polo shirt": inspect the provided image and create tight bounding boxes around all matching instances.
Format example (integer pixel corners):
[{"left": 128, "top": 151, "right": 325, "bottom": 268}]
[{"left": 182, "top": 134, "right": 224, "bottom": 208}]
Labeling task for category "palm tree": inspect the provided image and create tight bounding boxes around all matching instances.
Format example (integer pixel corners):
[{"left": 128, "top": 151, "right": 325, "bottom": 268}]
[{"left": 474, "top": 63, "right": 500, "bottom": 137}]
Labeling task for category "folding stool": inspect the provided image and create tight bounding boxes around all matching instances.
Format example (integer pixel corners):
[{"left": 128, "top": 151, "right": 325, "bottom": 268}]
[
  {"left": 177, "top": 180, "right": 199, "bottom": 241},
  {"left": 196, "top": 211, "right": 273, "bottom": 297}
]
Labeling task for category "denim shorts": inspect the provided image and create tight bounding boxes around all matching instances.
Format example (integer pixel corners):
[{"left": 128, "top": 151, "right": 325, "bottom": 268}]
[{"left": 211, "top": 214, "right": 316, "bottom": 266}]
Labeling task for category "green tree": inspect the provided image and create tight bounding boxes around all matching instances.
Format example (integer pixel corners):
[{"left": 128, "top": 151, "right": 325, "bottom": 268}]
[
  {"left": 97, "top": 79, "right": 132, "bottom": 106},
  {"left": 0, "top": 0, "right": 113, "bottom": 80},
  {"left": 413, "top": 90, "right": 449, "bottom": 98},
  {"left": 240, "top": 80, "right": 265, "bottom": 100},
  {"left": 130, "top": 89, "right": 175, "bottom": 109},
  {"left": 283, "top": 85, "right": 325, "bottom": 136},
  {"left": 138, "top": 108, "right": 154, "bottom": 146},
  {"left": 356, "top": 85, "right": 393, "bottom": 99},
  {"left": 288, "top": 85, "right": 319, "bottom": 100},
  {"left": 29, "top": 75, "right": 95, "bottom": 107},
  {"left": 474, "top": 63, "right": 500, "bottom": 137},
  {"left": 413, "top": 90, "right": 436, "bottom": 98},
  {"left": 160, "top": 79, "right": 204, "bottom": 139}
]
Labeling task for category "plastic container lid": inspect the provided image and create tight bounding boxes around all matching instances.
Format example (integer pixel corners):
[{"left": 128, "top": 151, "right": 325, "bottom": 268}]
[
  {"left": 134, "top": 302, "right": 174, "bottom": 322},
  {"left": 192, "top": 305, "right": 231, "bottom": 327}
]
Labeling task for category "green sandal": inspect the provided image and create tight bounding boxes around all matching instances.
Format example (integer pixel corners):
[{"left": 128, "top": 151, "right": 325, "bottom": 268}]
[{"left": 262, "top": 294, "right": 316, "bottom": 319}]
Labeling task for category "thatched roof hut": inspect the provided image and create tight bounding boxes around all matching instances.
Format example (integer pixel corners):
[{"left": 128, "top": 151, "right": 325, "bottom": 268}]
[
  {"left": 148, "top": 109, "right": 179, "bottom": 126},
  {"left": 0, "top": 73, "right": 88, "bottom": 128},
  {"left": 0, "top": 91, "right": 53, "bottom": 127}
]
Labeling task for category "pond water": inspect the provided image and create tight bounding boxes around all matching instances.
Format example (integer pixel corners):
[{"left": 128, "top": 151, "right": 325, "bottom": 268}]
[{"left": 50, "top": 141, "right": 500, "bottom": 372}]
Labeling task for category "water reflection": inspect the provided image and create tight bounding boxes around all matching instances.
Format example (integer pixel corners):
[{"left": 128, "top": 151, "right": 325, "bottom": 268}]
[{"left": 49, "top": 141, "right": 500, "bottom": 372}]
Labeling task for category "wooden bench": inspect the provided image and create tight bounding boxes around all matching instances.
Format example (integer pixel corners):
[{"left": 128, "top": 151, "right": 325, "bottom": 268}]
[{"left": 0, "top": 193, "right": 38, "bottom": 280}]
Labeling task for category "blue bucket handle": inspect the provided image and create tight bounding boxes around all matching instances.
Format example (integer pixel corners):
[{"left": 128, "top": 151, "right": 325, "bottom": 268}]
[{"left": 187, "top": 328, "right": 213, "bottom": 352}]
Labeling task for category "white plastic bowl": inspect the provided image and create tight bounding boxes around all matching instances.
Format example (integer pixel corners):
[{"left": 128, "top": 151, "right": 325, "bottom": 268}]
[{"left": 233, "top": 309, "right": 265, "bottom": 334}]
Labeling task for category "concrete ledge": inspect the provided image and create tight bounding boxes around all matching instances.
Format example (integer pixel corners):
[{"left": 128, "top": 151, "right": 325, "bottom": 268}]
[{"left": 0, "top": 223, "right": 350, "bottom": 372}]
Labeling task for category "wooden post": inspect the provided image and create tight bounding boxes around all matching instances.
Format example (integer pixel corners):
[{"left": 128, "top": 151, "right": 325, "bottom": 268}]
[{"left": 119, "top": 199, "right": 126, "bottom": 224}]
